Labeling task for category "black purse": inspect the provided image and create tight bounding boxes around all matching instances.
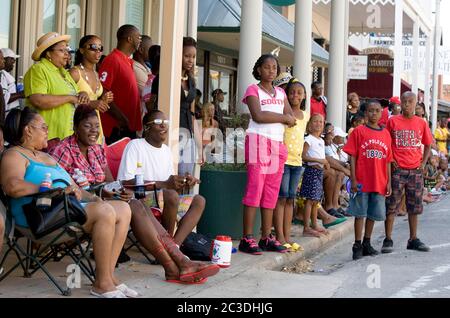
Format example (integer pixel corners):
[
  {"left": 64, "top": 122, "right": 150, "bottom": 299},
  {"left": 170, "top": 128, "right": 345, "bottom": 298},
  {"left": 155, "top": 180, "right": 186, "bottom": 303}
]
[
  {"left": 180, "top": 232, "right": 212, "bottom": 261},
  {"left": 23, "top": 180, "right": 87, "bottom": 239}
]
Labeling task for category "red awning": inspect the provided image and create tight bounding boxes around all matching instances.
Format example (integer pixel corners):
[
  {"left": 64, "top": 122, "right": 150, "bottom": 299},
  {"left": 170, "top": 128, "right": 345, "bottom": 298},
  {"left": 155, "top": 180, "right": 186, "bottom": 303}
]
[
  {"left": 347, "top": 45, "right": 412, "bottom": 100},
  {"left": 347, "top": 73, "right": 412, "bottom": 100}
]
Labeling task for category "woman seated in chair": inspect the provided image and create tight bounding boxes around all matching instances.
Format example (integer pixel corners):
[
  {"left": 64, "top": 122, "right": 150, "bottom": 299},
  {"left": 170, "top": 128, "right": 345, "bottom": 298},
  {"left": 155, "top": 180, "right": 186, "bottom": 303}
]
[
  {"left": 49, "top": 105, "right": 220, "bottom": 284},
  {"left": 1, "top": 107, "right": 133, "bottom": 298}
]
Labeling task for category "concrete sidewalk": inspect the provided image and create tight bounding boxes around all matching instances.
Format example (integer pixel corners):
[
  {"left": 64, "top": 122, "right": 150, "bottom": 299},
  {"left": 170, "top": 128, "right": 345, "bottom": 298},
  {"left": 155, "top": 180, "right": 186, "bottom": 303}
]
[{"left": 0, "top": 218, "right": 354, "bottom": 298}]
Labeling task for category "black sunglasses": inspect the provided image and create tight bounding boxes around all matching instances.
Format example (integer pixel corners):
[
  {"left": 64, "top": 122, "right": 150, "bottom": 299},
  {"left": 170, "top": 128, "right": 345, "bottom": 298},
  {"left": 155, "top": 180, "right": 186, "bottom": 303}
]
[{"left": 86, "top": 44, "right": 104, "bottom": 52}]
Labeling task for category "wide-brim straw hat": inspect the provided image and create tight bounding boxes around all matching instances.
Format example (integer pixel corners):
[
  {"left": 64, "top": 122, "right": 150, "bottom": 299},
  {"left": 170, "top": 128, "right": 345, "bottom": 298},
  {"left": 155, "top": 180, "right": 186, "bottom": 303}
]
[{"left": 32, "top": 32, "right": 71, "bottom": 61}]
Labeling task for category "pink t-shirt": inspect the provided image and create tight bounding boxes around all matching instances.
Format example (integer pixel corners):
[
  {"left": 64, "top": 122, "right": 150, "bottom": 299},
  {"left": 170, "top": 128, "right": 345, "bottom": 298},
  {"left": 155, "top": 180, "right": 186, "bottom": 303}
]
[{"left": 242, "top": 84, "right": 287, "bottom": 142}]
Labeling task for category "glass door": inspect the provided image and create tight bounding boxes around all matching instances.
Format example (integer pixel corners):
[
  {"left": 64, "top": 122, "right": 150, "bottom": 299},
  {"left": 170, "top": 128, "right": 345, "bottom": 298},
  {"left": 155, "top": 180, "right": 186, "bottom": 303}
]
[{"left": 209, "top": 67, "right": 234, "bottom": 115}]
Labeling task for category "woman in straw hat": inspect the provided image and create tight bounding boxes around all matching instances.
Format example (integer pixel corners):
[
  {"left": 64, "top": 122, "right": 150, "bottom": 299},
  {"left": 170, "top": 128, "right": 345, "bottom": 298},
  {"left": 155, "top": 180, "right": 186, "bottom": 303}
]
[{"left": 24, "top": 32, "right": 91, "bottom": 143}]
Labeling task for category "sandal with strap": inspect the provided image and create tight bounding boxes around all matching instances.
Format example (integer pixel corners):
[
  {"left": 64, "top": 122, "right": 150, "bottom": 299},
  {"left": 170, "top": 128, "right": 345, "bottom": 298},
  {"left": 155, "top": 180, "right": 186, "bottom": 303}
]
[
  {"left": 166, "top": 277, "right": 208, "bottom": 285},
  {"left": 116, "top": 284, "right": 139, "bottom": 298},
  {"left": 290, "top": 242, "right": 303, "bottom": 252},
  {"left": 179, "top": 264, "right": 220, "bottom": 282},
  {"left": 90, "top": 289, "right": 127, "bottom": 298},
  {"left": 282, "top": 243, "right": 293, "bottom": 252}
]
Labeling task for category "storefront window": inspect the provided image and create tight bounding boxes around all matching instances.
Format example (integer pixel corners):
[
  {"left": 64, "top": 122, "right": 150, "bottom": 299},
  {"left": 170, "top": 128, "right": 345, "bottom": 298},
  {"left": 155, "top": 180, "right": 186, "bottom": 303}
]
[
  {"left": 126, "top": 0, "right": 144, "bottom": 32},
  {"left": 43, "top": 0, "right": 56, "bottom": 34},
  {"left": 209, "top": 68, "right": 232, "bottom": 114},
  {"left": 66, "top": 0, "right": 82, "bottom": 50},
  {"left": 0, "top": 0, "right": 12, "bottom": 48},
  {"left": 209, "top": 53, "right": 236, "bottom": 114}
]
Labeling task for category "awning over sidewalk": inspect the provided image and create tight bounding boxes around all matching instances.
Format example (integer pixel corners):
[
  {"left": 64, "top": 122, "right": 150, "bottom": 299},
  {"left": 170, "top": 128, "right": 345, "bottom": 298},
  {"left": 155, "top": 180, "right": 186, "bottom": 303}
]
[
  {"left": 198, "top": 0, "right": 329, "bottom": 66},
  {"left": 348, "top": 73, "right": 412, "bottom": 100}
]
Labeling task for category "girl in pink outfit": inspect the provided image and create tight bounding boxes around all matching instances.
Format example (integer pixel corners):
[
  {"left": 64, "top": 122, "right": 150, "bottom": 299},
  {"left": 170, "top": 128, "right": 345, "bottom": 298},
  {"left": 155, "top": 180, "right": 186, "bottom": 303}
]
[{"left": 238, "top": 54, "right": 296, "bottom": 255}]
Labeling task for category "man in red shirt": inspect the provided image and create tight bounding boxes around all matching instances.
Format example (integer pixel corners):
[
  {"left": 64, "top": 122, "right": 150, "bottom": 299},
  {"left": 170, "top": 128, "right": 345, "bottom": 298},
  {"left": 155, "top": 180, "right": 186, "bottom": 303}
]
[
  {"left": 310, "top": 82, "right": 327, "bottom": 119},
  {"left": 99, "top": 24, "right": 142, "bottom": 144},
  {"left": 383, "top": 92, "right": 432, "bottom": 254}
]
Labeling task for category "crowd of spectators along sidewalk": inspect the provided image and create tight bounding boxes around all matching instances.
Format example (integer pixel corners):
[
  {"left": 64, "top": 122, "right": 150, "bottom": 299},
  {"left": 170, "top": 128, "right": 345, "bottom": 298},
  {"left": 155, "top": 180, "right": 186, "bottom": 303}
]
[
  {"left": 0, "top": 25, "right": 221, "bottom": 298},
  {"left": 237, "top": 53, "right": 449, "bottom": 259},
  {"left": 1, "top": 22, "right": 450, "bottom": 296}
]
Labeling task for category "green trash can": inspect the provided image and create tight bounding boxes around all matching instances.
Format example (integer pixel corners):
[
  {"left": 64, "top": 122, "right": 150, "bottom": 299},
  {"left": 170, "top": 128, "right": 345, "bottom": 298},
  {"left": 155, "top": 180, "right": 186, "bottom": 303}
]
[{"left": 198, "top": 169, "right": 261, "bottom": 240}]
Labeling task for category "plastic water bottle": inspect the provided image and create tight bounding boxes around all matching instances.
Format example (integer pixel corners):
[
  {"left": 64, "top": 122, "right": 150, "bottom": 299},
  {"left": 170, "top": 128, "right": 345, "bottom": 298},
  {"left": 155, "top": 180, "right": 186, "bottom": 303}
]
[
  {"left": 37, "top": 173, "right": 53, "bottom": 209},
  {"left": 134, "top": 162, "right": 145, "bottom": 199},
  {"left": 16, "top": 76, "right": 24, "bottom": 93},
  {"left": 73, "top": 168, "right": 90, "bottom": 191}
]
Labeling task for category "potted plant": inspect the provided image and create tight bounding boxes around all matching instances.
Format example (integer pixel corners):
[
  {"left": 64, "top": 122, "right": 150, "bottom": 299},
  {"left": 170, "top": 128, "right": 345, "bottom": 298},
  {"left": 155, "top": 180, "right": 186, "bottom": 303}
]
[{"left": 198, "top": 113, "right": 261, "bottom": 239}]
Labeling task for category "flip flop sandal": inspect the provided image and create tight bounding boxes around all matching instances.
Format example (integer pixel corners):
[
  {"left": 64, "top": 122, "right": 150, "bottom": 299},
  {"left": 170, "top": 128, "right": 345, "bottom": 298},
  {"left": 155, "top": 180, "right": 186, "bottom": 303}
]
[
  {"left": 179, "top": 264, "right": 220, "bottom": 282},
  {"left": 282, "top": 243, "right": 293, "bottom": 252},
  {"left": 90, "top": 289, "right": 127, "bottom": 298},
  {"left": 323, "top": 217, "right": 347, "bottom": 229},
  {"left": 166, "top": 277, "right": 208, "bottom": 285},
  {"left": 116, "top": 284, "right": 139, "bottom": 298},
  {"left": 290, "top": 243, "right": 303, "bottom": 252}
]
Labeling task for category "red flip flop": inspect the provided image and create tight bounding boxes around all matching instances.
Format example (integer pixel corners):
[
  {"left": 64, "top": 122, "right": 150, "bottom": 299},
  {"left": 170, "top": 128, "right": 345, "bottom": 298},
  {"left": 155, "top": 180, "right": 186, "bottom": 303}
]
[
  {"left": 179, "top": 264, "right": 220, "bottom": 282},
  {"left": 166, "top": 277, "right": 208, "bottom": 285}
]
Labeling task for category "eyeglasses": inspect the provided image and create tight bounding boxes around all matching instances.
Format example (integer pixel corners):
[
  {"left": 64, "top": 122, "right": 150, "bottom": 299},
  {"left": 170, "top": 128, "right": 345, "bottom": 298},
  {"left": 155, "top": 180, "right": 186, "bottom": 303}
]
[
  {"left": 30, "top": 124, "right": 49, "bottom": 132},
  {"left": 86, "top": 44, "right": 104, "bottom": 53},
  {"left": 146, "top": 119, "right": 170, "bottom": 126}
]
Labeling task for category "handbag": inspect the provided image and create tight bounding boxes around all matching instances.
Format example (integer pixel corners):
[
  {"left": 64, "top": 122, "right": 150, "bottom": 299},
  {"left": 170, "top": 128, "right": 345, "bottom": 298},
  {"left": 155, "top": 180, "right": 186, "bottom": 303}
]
[
  {"left": 23, "top": 181, "right": 87, "bottom": 239},
  {"left": 180, "top": 232, "right": 212, "bottom": 261}
]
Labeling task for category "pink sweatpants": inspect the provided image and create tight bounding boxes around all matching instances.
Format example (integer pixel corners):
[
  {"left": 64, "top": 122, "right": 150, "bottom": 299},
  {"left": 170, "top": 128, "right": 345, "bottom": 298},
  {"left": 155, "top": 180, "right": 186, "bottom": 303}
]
[{"left": 242, "top": 133, "right": 288, "bottom": 209}]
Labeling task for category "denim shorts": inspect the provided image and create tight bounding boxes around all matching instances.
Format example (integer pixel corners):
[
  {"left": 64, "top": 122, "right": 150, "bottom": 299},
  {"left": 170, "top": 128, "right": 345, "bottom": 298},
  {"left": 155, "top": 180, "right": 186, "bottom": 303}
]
[
  {"left": 279, "top": 165, "right": 304, "bottom": 199},
  {"left": 348, "top": 192, "right": 386, "bottom": 221}
]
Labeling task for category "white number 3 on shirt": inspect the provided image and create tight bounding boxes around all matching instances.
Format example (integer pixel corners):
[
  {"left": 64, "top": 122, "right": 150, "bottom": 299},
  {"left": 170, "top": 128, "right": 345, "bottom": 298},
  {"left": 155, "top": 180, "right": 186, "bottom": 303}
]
[{"left": 100, "top": 72, "right": 108, "bottom": 82}]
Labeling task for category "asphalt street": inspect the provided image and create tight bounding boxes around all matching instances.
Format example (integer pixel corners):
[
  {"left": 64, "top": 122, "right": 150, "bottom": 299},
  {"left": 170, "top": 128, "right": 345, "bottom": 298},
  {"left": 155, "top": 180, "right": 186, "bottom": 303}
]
[{"left": 300, "top": 193, "right": 450, "bottom": 298}]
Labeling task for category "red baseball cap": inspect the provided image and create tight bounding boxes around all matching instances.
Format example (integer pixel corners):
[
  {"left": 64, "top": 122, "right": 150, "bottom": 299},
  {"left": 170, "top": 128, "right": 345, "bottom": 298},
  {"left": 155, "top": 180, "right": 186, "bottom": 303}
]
[{"left": 389, "top": 96, "right": 401, "bottom": 105}]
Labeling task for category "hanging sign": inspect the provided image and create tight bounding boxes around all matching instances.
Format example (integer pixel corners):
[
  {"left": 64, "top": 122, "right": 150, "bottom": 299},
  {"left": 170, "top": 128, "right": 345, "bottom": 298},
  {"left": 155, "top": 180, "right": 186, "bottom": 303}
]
[
  {"left": 368, "top": 54, "right": 394, "bottom": 74},
  {"left": 348, "top": 55, "right": 368, "bottom": 80}
]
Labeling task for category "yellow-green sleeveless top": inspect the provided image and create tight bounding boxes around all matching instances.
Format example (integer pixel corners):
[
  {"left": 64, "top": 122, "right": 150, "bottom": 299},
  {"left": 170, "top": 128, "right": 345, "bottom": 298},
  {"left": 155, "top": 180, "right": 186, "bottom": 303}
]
[{"left": 75, "top": 67, "right": 104, "bottom": 144}]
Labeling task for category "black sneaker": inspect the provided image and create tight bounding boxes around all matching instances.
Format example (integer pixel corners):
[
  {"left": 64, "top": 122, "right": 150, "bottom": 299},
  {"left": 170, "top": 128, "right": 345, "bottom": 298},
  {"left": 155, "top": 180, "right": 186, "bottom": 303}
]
[
  {"left": 381, "top": 238, "right": 394, "bottom": 254},
  {"left": 352, "top": 243, "right": 363, "bottom": 260},
  {"left": 362, "top": 241, "right": 379, "bottom": 256},
  {"left": 239, "top": 236, "right": 263, "bottom": 255},
  {"left": 258, "top": 235, "right": 288, "bottom": 253},
  {"left": 407, "top": 238, "right": 430, "bottom": 252}
]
